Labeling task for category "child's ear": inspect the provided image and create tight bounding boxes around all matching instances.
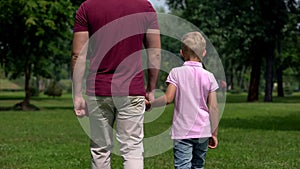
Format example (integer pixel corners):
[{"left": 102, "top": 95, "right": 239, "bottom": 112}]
[
  {"left": 180, "top": 49, "right": 185, "bottom": 59},
  {"left": 180, "top": 49, "right": 184, "bottom": 57},
  {"left": 202, "top": 49, "right": 207, "bottom": 58}
]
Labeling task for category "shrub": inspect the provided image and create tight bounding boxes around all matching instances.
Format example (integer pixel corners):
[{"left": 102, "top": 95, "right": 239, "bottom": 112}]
[
  {"left": 44, "top": 81, "right": 62, "bottom": 97},
  {"left": 30, "top": 87, "right": 39, "bottom": 96}
]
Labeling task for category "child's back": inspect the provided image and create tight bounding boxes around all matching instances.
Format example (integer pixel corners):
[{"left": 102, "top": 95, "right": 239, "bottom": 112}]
[{"left": 167, "top": 61, "right": 218, "bottom": 139}]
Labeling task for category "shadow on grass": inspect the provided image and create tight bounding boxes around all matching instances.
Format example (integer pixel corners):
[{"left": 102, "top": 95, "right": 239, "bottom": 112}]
[
  {"left": 0, "top": 96, "right": 25, "bottom": 101},
  {"left": 273, "top": 94, "right": 300, "bottom": 103},
  {"left": 225, "top": 93, "right": 300, "bottom": 103},
  {"left": 0, "top": 106, "right": 73, "bottom": 111},
  {"left": 0, "top": 99, "right": 73, "bottom": 111},
  {"left": 0, "top": 97, "right": 71, "bottom": 101},
  {"left": 0, "top": 102, "right": 40, "bottom": 111},
  {"left": 220, "top": 114, "right": 300, "bottom": 131},
  {"left": 42, "top": 106, "right": 74, "bottom": 110},
  {"left": 0, "top": 92, "right": 73, "bottom": 111}
]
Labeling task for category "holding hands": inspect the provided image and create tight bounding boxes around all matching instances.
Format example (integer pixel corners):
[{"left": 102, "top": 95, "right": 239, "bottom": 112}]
[
  {"left": 145, "top": 91, "right": 154, "bottom": 111},
  {"left": 145, "top": 99, "right": 152, "bottom": 111}
]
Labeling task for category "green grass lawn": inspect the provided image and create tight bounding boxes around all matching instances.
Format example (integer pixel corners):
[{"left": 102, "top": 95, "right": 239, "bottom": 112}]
[{"left": 0, "top": 92, "right": 299, "bottom": 169}]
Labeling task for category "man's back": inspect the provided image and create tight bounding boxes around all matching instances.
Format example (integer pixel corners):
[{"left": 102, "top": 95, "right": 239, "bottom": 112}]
[{"left": 73, "top": 0, "right": 159, "bottom": 96}]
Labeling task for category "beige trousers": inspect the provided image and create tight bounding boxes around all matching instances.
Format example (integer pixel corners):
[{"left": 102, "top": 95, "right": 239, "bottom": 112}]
[{"left": 87, "top": 96, "right": 145, "bottom": 169}]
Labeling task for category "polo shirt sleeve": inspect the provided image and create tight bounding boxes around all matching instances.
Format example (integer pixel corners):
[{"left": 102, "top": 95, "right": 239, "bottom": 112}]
[
  {"left": 145, "top": 1, "right": 159, "bottom": 30},
  {"left": 166, "top": 69, "right": 178, "bottom": 87},
  {"left": 209, "top": 72, "right": 219, "bottom": 92},
  {"left": 147, "top": 13, "right": 159, "bottom": 30},
  {"left": 73, "top": 3, "right": 89, "bottom": 32}
]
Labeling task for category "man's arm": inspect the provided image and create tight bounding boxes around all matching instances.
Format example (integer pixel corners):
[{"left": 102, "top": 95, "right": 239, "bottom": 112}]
[
  {"left": 144, "top": 29, "right": 161, "bottom": 101},
  {"left": 208, "top": 91, "right": 219, "bottom": 148},
  {"left": 71, "top": 31, "right": 89, "bottom": 117}
]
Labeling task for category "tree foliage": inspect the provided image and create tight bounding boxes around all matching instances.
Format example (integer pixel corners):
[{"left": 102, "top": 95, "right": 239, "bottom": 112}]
[
  {"left": 167, "top": 0, "right": 300, "bottom": 102},
  {"left": 0, "top": 0, "right": 75, "bottom": 109}
]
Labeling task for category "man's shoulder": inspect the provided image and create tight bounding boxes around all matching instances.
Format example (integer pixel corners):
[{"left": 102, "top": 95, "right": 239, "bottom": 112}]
[{"left": 82, "top": 0, "right": 154, "bottom": 11}]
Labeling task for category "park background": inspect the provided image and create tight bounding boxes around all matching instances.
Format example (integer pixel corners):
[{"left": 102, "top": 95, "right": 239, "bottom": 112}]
[{"left": 0, "top": 0, "right": 299, "bottom": 168}]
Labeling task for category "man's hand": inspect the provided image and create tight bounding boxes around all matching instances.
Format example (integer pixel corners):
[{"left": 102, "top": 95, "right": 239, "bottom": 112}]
[
  {"left": 146, "top": 91, "right": 155, "bottom": 102},
  {"left": 145, "top": 91, "right": 154, "bottom": 112},
  {"left": 73, "top": 96, "right": 88, "bottom": 117},
  {"left": 145, "top": 99, "right": 152, "bottom": 111}
]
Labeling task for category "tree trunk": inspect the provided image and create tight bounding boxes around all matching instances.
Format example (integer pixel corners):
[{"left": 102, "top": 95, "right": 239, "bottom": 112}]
[
  {"left": 276, "top": 40, "right": 284, "bottom": 97},
  {"left": 237, "top": 66, "right": 246, "bottom": 90},
  {"left": 247, "top": 39, "right": 263, "bottom": 102},
  {"left": 264, "top": 41, "right": 275, "bottom": 102},
  {"left": 230, "top": 61, "right": 234, "bottom": 90},
  {"left": 22, "top": 54, "right": 31, "bottom": 110},
  {"left": 247, "top": 61, "right": 262, "bottom": 101},
  {"left": 276, "top": 65, "right": 284, "bottom": 97}
]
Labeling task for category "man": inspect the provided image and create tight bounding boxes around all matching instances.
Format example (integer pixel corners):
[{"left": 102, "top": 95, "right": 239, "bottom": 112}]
[{"left": 71, "top": 0, "right": 161, "bottom": 169}]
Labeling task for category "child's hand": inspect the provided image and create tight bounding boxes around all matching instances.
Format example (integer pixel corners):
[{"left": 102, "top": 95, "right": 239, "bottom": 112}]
[
  {"left": 208, "top": 135, "right": 218, "bottom": 149},
  {"left": 145, "top": 99, "right": 152, "bottom": 111}
]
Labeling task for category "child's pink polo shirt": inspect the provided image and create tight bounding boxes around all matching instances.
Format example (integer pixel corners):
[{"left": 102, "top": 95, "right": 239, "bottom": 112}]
[{"left": 166, "top": 61, "right": 219, "bottom": 139}]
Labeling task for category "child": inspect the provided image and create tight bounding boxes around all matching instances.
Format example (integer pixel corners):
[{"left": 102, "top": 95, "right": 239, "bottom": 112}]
[{"left": 146, "top": 32, "right": 219, "bottom": 169}]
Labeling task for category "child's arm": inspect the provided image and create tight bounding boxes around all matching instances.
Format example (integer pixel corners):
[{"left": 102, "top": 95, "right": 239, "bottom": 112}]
[
  {"left": 208, "top": 91, "right": 219, "bottom": 149},
  {"left": 146, "top": 83, "right": 176, "bottom": 109}
]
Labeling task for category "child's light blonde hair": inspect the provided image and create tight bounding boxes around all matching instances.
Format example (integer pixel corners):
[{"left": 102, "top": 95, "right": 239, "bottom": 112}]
[{"left": 181, "top": 31, "right": 206, "bottom": 59}]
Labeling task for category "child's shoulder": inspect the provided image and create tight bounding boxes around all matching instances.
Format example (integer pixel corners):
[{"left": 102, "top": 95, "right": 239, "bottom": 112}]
[
  {"left": 170, "top": 66, "right": 183, "bottom": 72},
  {"left": 202, "top": 68, "right": 213, "bottom": 75},
  {"left": 203, "top": 69, "right": 216, "bottom": 79}
]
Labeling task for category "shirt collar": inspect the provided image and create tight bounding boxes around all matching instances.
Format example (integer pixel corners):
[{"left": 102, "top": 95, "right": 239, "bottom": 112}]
[{"left": 183, "top": 61, "right": 203, "bottom": 67}]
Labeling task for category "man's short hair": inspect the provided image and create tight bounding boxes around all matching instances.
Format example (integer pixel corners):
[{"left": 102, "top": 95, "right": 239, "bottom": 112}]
[{"left": 181, "top": 32, "right": 206, "bottom": 58}]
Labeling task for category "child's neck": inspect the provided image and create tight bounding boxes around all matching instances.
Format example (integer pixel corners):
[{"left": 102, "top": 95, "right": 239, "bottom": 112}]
[{"left": 187, "top": 57, "right": 201, "bottom": 62}]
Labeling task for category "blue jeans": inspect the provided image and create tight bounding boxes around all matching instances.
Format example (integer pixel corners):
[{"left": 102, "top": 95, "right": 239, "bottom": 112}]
[{"left": 173, "top": 138, "right": 209, "bottom": 169}]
